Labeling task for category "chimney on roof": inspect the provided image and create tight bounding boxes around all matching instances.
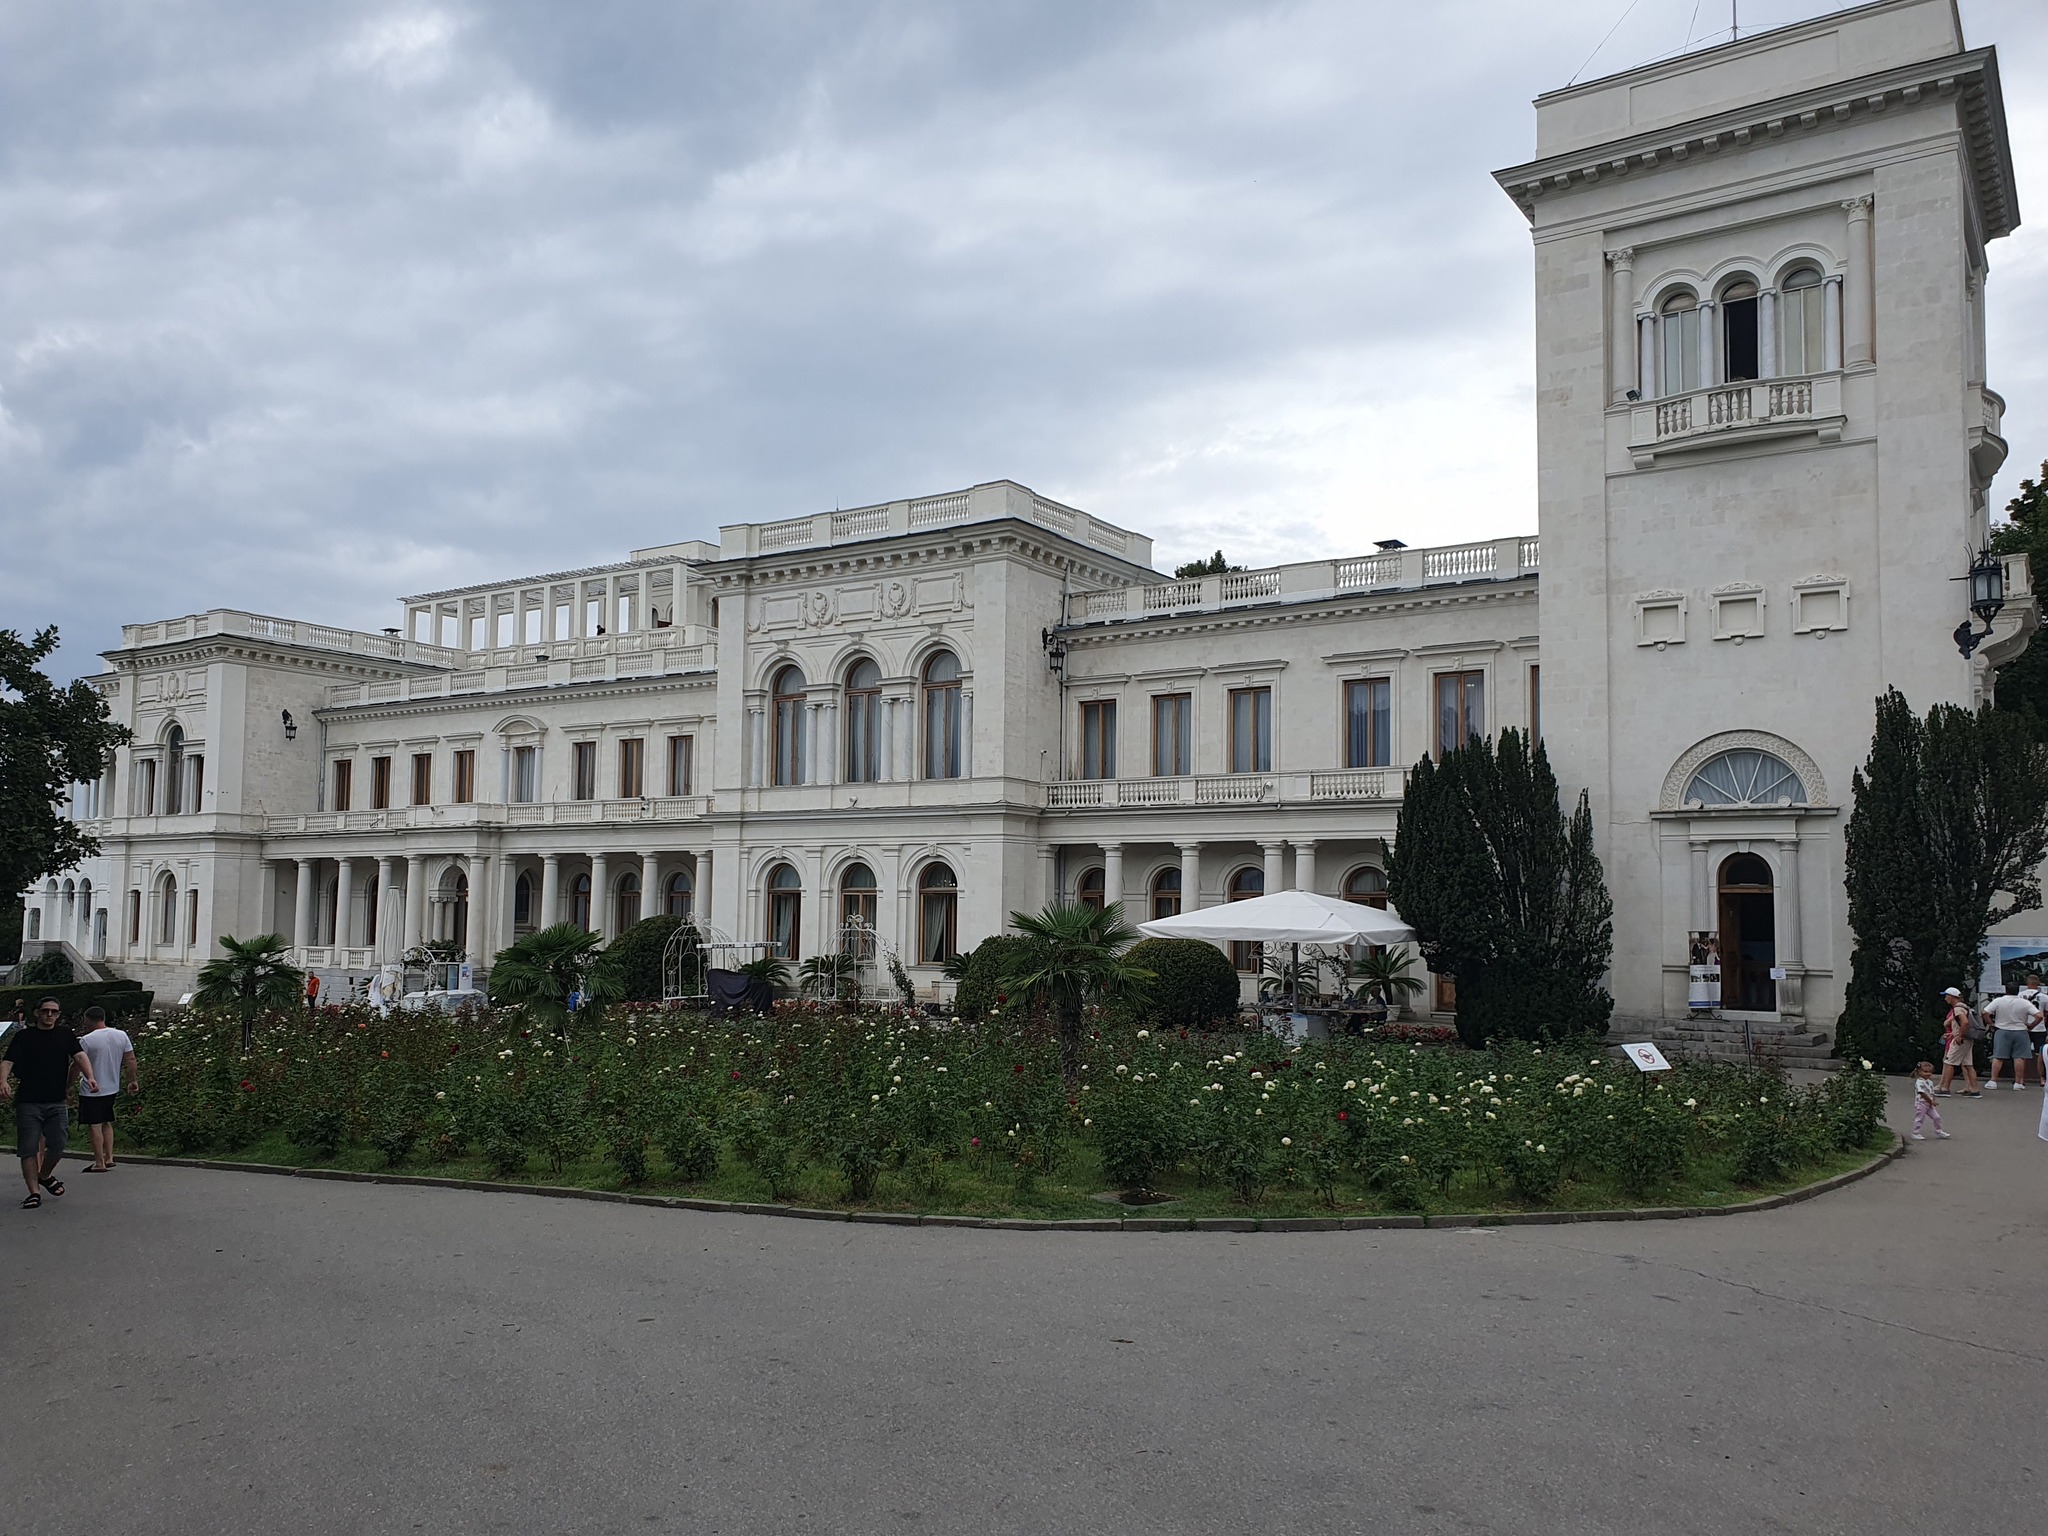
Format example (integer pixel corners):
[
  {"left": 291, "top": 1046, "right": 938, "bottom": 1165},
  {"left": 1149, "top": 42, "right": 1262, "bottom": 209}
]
[{"left": 1374, "top": 539, "right": 1408, "bottom": 551}]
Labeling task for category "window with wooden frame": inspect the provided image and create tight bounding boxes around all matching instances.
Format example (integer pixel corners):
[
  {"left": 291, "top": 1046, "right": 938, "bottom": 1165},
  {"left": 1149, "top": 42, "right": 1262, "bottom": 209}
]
[
  {"left": 331, "top": 759, "right": 352, "bottom": 813},
  {"left": 410, "top": 753, "right": 433, "bottom": 807},
  {"left": 1150, "top": 867, "right": 1182, "bottom": 920},
  {"left": 1344, "top": 678, "right": 1391, "bottom": 768},
  {"left": 844, "top": 660, "right": 881, "bottom": 783},
  {"left": 918, "top": 862, "right": 959, "bottom": 964},
  {"left": 370, "top": 756, "right": 392, "bottom": 810},
  {"left": 1079, "top": 700, "right": 1117, "bottom": 780},
  {"left": 1228, "top": 687, "right": 1271, "bottom": 773},
  {"left": 618, "top": 737, "right": 645, "bottom": 799},
  {"left": 452, "top": 750, "right": 476, "bottom": 804},
  {"left": 1433, "top": 671, "right": 1485, "bottom": 758},
  {"left": 511, "top": 745, "right": 538, "bottom": 804},
  {"left": 1227, "top": 866, "right": 1264, "bottom": 971},
  {"left": 571, "top": 741, "right": 597, "bottom": 801},
  {"left": 1076, "top": 867, "right": 1106, "bottom": 911},
  {"left": 667, "top": 734, "right": 694, "bottom": 796},
  {"left": 922, "top": 651, "right": 963, "bottom": 779},
  {"left": 1527, "top": 665, "right": 1541, "bottom": 744},
  {"left": 1151, "top": 693, "right": 1192, "bottom": 776},
  {"left": 767, "top": 863, "right": 802, "bottom": 957},
  {"left": 772, "top": 666, "right": 806, "bottom": 786}
]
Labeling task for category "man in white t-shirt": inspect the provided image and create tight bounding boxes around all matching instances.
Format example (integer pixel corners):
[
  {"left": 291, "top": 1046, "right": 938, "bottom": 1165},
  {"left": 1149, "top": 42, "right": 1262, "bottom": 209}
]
[
  {"left": 73, "top": 1006, "right": 138, "bottom": 1171},
  {"left": 1980, "top": 983, "right": 2041, "bottom": 1090}
]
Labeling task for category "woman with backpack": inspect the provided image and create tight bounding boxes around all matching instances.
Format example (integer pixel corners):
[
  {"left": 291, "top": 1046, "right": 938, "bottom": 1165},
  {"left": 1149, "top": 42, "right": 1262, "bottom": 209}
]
[{"left": 1935, "top": 986, "right": 1982, "bottom": 1096}]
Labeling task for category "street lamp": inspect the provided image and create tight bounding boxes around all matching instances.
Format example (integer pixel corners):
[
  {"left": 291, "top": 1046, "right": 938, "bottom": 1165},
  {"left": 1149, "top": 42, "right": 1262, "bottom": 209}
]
[{"left": 1954, "top": 544, "right": 2007, "bottom": 657}]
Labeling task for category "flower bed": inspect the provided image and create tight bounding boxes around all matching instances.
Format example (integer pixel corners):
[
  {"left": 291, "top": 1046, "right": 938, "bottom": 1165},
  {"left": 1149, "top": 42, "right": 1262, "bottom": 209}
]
[{"left": 116, "top": 1002, "right": 1891, "bottom": 1220}]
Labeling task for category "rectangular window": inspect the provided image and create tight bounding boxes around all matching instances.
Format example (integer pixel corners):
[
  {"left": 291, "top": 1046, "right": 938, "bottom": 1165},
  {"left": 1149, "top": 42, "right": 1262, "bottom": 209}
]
[
  {"left": 1434, "top": 671, "right": 1485, "bottom": 758},
  {"left": 553, "top": 601, "right": 571, "bottom": 641},
  {"left": 1528, "top": 665, "right": 1541, "bottom": 745},
  {"left": 618, "top": 737, "right": 645, "bottom": 798},
  {"left": 370, "top": 756, "right": 392, "bottom": 810},
  {"left": 572, "top": 741, "right": 597, "bottom": 800},
  {"left": 137, "top": 758, "right": 158, "bottom": 816},
  {"left": 410, "top": 752, "right": 433, "bottom": 806},
  {"left": 467, "top": 613, "right": 485, "bottom": 651},
  {"left": 512, "top": 745, "right": 538, "bottom": 804},
  {"left": 452, "top": 749, "right": 476, "bottom": 804},
  {"left": 667, "top": 735, "right": 694, "bottom": 796},
  {"left": 1345, "top": 679, "right": 1392, "bottom": 768},
  {"left": 523, "top": 607, "right": 542, "bottom": 645},
  {"left": 618, "top": 593, "right": 636, "bottom": 633},
  {"left": 1152, "top": 694, "right": 1192, "bottom": 777},
  {"left": 1079, "top": 701, "right": 1117, "bottom": 780},
  {"left": 126, "top": 890, "right": 141, "bottom": 945},
  {"left": 1228, "top": 687, "right": 1272, "bottom": 773},
  {"left": 332, "top": 759, "right": 352, "bottom": 813},
  {"left": 585, "top": 596, "right": 603, "bottom": 636},
  {"left": 187, "top": 756, "right": 204, "bottom": 811},
  {"left": 495, "top": 610, "right": 513, "bottom": 648}
]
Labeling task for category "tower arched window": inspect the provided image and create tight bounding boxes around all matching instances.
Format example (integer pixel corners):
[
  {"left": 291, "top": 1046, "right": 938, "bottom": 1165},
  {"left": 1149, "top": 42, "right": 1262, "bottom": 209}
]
[
  {"left": 918, "top": 862, "right": 958, "bottom": 964},
  {"left": 840, "top": 862, "right": 877, "bottom": 939},
  {"left": 1659, "top": 290, "right": 1698, "bottom": 397},
  {"left": 772, "top": 666, "right": 807, "bottom": 786},
  {"left": 1778, "top": 266, "right": 1826, "bottom": 376},
  {"left": 923, "top": 651, "right": 963, "bottom": 779},
  {"left": 1720, "top": 278, "right": 1760, "bottom": 382},
  {"left": 844, "top": 658, "right": 882, "bottom": 783},
  {"left": 164, "top": 725, "right": 186, "bottom": 815},
  {"left": 767, "top": 862, "right": 802, "bottom": 957}
]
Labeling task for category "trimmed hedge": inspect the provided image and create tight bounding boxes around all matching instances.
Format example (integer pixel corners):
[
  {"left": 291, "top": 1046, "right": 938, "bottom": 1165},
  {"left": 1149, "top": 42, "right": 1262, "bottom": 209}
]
[
  {"left": 954, "top": 936, "right": 1036, "bottom": 1021},
  {"left": 603, "top": 916, "right": 693, "bottom": 1002},
  {"left": 1125, "top": 938, "right": 1242, "bottom": 1031},
  {"left": 0, "top": 978, "right": 152, "bottom": 1025}
]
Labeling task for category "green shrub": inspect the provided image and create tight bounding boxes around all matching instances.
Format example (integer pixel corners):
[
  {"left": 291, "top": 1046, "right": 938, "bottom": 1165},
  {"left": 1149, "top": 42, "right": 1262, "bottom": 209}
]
[
  {"left": 17, "top": 951, "right": 73, "bottom": 985},
  {"left": 1093, "top": 1078, "right": 1182, "bottom": 1190},
  {"left": 0, "top": 979, "right": 148, "bottom": 1024},
  {"left": 604, "top": 916, "right": 690, "bottom": 1003},
  {"left": 954, "top": 936, "right": 1036, "bottom": 1021},
  {"left": 367, "top": 1095, "right": 426, "bottom": 1167},
  {"left": 1125, "top": 939, "right": 1240, "bottom": 1031}
]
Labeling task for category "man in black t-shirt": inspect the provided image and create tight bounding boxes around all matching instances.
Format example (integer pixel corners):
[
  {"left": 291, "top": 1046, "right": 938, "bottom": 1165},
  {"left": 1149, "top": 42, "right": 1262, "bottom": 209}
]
[{"left": 0, "top": 999, "right": 99, "bottom": 1209}]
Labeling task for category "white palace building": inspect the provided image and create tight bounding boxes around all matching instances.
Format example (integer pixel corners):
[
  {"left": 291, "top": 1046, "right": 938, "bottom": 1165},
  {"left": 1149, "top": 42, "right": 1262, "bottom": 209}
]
[{"left": 21, "top": 1, "right": 2035, "bottom": 1049}]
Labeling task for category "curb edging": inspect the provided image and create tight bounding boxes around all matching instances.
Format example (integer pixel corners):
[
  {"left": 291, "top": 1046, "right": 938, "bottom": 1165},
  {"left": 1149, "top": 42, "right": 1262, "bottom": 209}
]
[{"left": 66, "top": 1135, "right": 1905, "bottom": 1232}]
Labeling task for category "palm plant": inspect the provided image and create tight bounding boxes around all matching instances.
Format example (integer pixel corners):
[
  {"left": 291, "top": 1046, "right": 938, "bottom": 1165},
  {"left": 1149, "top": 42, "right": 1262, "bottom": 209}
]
[
  {"left": 487, "top": 923, "right": 621, "bottom": 1036},
  {"left": 192, "top": 933, "right": 304, "bottom": 1050},
  {"left": 1345, "top": 944, "right": 1427, "bottom": 1017},
  {"left": 738, "top": 954, "right": 793, "bottom": 997},
  {"left": 798, "top": 952, "right": 861, "bottom": 1002},
  {"left": 1000, "top": 901, "right": 1152, "bottom": 1090}
]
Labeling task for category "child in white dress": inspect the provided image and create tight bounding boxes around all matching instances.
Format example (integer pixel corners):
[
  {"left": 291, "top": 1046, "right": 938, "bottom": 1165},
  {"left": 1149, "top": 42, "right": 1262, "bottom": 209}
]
[{"left": 1913, "top": 1063, "right": 1950, "bottom": 1141}]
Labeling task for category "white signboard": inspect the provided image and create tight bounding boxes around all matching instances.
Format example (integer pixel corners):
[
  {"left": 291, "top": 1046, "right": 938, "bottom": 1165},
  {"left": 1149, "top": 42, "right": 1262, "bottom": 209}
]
[
  {"left": 1768, "top": 966, "right": 1787, "bottom": 981},
  {"left": 1621, "top": 1042, "right": 1672, "bottom": 1073},
  {"left": 457, "top": 962, "right": 474, "bottom": 993}
]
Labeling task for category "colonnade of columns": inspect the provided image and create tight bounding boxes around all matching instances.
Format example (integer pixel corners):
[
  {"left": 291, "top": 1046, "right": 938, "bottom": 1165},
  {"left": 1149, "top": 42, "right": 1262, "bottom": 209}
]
[
  {"left": 745, "top": 689, "right": 974, "bottom": 787},
  {"left": 1053, "top": 838, "right": 1335, "bottom": 911}
]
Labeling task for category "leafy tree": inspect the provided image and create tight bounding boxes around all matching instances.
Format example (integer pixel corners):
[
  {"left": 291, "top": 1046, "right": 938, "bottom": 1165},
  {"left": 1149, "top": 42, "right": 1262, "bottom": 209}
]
[
  {"left": 1839, "top": 687, "right": 2048, "bottom": 1068},
  {"left": 1388, "top": 728, "right": 1613, "bottom": 1047},
  {"left": 1171, "top": 550, "right": 1240, "bottom": 579},
  {"left": 488, "top": 923, "right": 621, "bottom": 1035},
  {"left": 952, "top": 934, "right": 1036, "bottom": 1021},
  {"left": 604, "top": 915, "right": 689, "bottom": 1002},
  {"left": 1123, "top": 937, "right": 1240, "bottom": 1030},
  {"left": 1989, "top": 461, "right": 2048, "bottom": 730},
  {"left": 1, "top": 627, "right": 132, "bottom": 906},
  {"left": 192, "top": 933, "right": 305, "bottom": 1051},
  {"left": 1000, "top": 901, "right": 1151, "bottom": 1089}
]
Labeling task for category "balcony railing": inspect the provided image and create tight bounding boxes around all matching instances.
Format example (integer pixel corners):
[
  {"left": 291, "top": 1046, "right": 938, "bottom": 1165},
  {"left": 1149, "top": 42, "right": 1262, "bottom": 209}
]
[
  {"left": 1630, "top": 372, "right": 1844, "bottom": 467},
  {"left": 257, "top": 797, "right": 713, "bottom": 835},
  {"left": 324, "top": 641, "right": 715, "bottom": 708},
  {"left": 1044, "top": 768, "right": 1406, "bottom": 809}
]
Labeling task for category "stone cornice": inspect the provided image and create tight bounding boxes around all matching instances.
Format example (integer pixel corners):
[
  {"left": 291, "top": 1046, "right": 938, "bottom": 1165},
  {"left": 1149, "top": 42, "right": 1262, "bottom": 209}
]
[
  {"left": 1057, "top": 578, "right": 1538, "bottom": 648},
  {"left": 705, "top": 520, "right": 1149, "bottom": 593},
  {"left": 1495, "top": 48, "right": 2017, "bottom": 241},
  {"left": 316, "top": 670, "right": 716, "bottom": 726},
  {"left": 111, "top": 638, "right": 424, "bottom": 684}
]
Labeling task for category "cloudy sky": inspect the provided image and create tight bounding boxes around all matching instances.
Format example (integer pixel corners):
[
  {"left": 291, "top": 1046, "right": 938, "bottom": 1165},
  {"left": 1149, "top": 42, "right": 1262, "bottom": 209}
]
[{"left": 4, "top": 0, "right": 2045, "bottom": 679}]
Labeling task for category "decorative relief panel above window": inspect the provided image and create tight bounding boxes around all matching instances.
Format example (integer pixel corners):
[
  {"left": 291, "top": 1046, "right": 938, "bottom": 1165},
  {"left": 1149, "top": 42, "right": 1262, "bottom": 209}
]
[
  {"left": 1711, "top": 584, "right": 1766, "bottom": 643},
  {"left": 1634, "top": 591, "right": 1687, "bottom": 649},
  {"left": 1791, "top": 575, "right": 1849, "bottom": 636}
]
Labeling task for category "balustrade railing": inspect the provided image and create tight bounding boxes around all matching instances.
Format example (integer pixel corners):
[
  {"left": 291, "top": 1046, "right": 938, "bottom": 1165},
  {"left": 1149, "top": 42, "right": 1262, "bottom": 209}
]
[{"left": 1043, "top": 768, "right": 1406, "bottom": 809}]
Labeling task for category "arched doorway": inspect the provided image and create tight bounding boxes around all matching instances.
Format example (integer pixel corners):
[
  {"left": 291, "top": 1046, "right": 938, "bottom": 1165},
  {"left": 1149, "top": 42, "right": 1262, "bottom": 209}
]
[{"left": 1718, "top": 853, "right": 1776, "bottom": 1013}]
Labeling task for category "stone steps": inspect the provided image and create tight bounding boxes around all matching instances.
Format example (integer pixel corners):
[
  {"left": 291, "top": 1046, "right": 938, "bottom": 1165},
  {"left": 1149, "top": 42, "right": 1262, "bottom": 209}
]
[{"left": 1629, "top": 1017, "right": 1841, "bottom": 1069}]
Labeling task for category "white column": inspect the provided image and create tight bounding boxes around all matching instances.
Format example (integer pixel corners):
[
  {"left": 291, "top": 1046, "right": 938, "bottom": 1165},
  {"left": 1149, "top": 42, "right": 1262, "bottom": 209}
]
[
  {"left": 879, "top": 699, "right": 896, "bottom": 782},
  {"left": 1039, "top": 846, "right": 1057, "bottom": 908},
  {"left": 403, "top": 855, "right": 425, "bottom": 951},
  {"left": 541, "top": 852, "right": 561, "bottom": 927},
  {"left": 470, "top": 852, "right": 493, "bottom": 958},
  {"left": 258, "top": 861, "right": 279, "bottom": 947},
  {"left": 1179, "top": 843, "right": 1202, "bottom": 912},
  {"left": 804, "top": 703, "right": 821, "bottom": 786},
  {"left": 1696, "top": 299, "right": 1717, "bottom": 389},
  {"left": 333, "top": 858, "right": 354, "bottom": 949},
  {"left": 960, "top": 690, "right": 974, "bottom": 777},
  {"left": 374, "top": 857, "right": 394, "bottom": 959},
  {"left": 1293, "top": 841, "right": 1317, "bottom": 894},
  {"left": 817, "top": 703, "right": 838, "bottom": 786},
  {"left": 503, "top": 855, "right": 522, "bottom": 944},
  {"left": 1638, "top": 314, "right": 1657, "bottom": 399},
  {"left": 899, "top": 696, "right": 917, "bottom": 782},
  {"left": 591, "top": 852, "right": 611, "bottom": 938},
  {"left": 1823, "top": 275, "right": 1843, "bottom": 371},
  {"left": 1775, "top": 840, "right": 1802, "bottom": 968},
  {"left": 747, "top": 707, "right": 765, "bottom": 788},
  {"left": 1261, "top": 841, "right": 1285, "bottom": 894},
  {"left": 642, "top": 851, "right": 661, "bottom": 922},
  {"left": 1103, "top": 844, "right": 1125, "bottom": 913},
  {"left": 1843, "top": 196, "right": 1874, "bottom": 366},
  {"left": 293, "top": 858, "right": 315, "bottom": 953},
  {"left": 1758, "top": 289, "right": 1777, "bottom": 378},
  {"left": 1607, "top": 247, "right": 1636, "bottom": 403},
  {"left": 697, "top": 849, "right": 713, "bottom": 925}
]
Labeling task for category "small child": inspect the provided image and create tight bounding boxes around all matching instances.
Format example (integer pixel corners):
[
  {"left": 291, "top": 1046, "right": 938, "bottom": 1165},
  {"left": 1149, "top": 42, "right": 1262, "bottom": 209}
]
[{"left": 1913, "top": 1062, "right": 1951, "bottom": 1141}]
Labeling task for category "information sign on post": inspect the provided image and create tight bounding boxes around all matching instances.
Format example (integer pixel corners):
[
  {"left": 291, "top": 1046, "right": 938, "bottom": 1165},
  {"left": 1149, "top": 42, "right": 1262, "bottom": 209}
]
[{"left": 1621, "top": 1042, "right": 1672, "bottom": 1073}]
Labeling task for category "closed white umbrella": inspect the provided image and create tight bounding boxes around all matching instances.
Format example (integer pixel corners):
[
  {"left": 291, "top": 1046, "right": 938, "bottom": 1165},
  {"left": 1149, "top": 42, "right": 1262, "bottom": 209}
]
[{"left": 1136, "top": 888, "right": 1415, "bottom": 945}]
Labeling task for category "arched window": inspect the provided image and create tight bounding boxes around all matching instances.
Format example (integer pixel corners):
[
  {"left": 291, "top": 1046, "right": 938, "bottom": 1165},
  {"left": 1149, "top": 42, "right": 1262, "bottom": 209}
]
[
  {"left": 617, "top": 871, "right": 642, "bottom": 931},
  {"left": 665, "top": 870, "right": 693, "bottom": 920},
  {"left": 158, "top": 873, "right": 179, "bottom": 944},
  {"left": 1720, "top": 277, "right": 1760, "bottom": 382},
  {"left": 1343, "top": 867, "right": 1388, "bottom": 910},
  {"left": 1151, "top": 867, "right": 1182, "bottom": 921},
  {"left": 1779, "top": 265, "right": 1826, "bottom": 376},
  {"left": 514, "top": 873, "right": 534, "bottom": 929},
  {"left": 767, "top": 862, "right": 802, "bottom": 958},
  {"left": 1660, "top": 290, "right": 1699, "bottom": 397},
  {"left": 918, "top": 862, "right": 958, "bottom": 964},
  {"left": 164, "top": 724, "right": 186, "bottom": 815},
  {"left": 840, "top": 862, "right": 877, "bottom": 939},
  {"left": 923, "top": 651, "right": 963, "bottom": 779},
  {"left": 1227, "top": 866, "right": 1264, "bottom": 972},
  {"left": 1683, "top": 750, "right": 1808, "bottom": 808},
  {"left": 772, "top": 665, "right": 807, "bottom": 786},
  {"left": 844, "top": 659, "right": 882, "bottom": 783},
  {"left": 571, "top": 873, "right": 592, "bottom": 932},
  {"left": 1076, "top": 867, "right": 1106, "bottom": 912}
]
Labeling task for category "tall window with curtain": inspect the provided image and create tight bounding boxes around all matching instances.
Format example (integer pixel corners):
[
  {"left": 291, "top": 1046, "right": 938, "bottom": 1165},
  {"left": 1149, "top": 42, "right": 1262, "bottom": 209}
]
[
  {"left": 1150, "top": 868, "right": 1181, "bottom": 920},
  {"left": 772, "top": 666, "right": 807, "bottom": 786},
  {"left": 1079, "top": 700, "right": 1117, "bottom": 780},
  {"left": 767, "top": 863, "right": 802, "bottom": 957},
  {"left": 1778, "top": 266, "right": 1825, "bottom": 375},
  {"left": 1345, "top": 678, "right": 1391, "bottom": 768},
  {"left": 1227, "top": 866, "right": 1263, "bottom": 972},
  {"left": 923, "top": 651, "right": 963, "bottom": 779},
  {"left": 1659, "top": 290, "right": 1698, "bottom": 396},
  {"left": 1434, "top": 671, "right": 1485, "bottom": 757},
  {"left": 844, "top": 659, "right": 881, "bottom": 783},
  {"left": 1228, "top": 687, "right": 1272, "bottom": 773},
  {"left": 918, "top": 863, "right": 958, "bottom": 963},
  {"left": 840, "top": 862, "right": 877, "bottom": 939},
  {"left": 1152, "top": 694, "right": 1191, "bottom": 776},
  {"left": 164, "top": 726, "right": 185, "bottom": 815}
]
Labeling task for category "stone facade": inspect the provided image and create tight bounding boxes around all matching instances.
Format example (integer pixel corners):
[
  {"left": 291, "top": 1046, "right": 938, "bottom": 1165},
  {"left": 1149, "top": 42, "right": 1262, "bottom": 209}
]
[{"left": 21, "top": 1, "right": 2032, "bottom": 1036}]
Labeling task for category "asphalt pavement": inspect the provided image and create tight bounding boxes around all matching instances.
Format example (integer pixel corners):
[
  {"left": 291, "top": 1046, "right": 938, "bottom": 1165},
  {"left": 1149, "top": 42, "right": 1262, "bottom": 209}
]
[{"left": 1, "top": 1078, "right": 2042, "bottom": 1535}]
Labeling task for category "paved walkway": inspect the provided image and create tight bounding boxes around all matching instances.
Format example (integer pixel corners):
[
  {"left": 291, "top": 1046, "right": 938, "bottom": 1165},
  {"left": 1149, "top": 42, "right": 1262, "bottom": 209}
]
[{"left": 1, "top": 1080, "right": 2043, "bottom": 1535}]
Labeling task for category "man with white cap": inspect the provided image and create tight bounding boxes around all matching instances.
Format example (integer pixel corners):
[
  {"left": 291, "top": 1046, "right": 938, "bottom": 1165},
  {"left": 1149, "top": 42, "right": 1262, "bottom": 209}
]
[
  {"left": 1980, "top": 981, "right": 2040, "bottom": 1090},
  {"left": 1936, "top": 987, "right": 1981, "bottom": 1097}
]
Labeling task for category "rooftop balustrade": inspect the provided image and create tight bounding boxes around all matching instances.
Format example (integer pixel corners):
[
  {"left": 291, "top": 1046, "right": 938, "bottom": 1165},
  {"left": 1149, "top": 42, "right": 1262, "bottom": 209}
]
[
  {"left": 117, "top": 609, "right": 464, "bottom": 666},
  {"left": 718, "top": 479, "right": 1151, "bottom": 565},
  {"left": 322, "top": 635, "right": 716, "bottom": 709},
  {"left": 1044, "top": 767, "right": 1408, "bottom": 809}
]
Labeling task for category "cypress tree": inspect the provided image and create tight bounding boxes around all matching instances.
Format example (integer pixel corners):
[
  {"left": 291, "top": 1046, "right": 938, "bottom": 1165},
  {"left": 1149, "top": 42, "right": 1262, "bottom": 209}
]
[{"left": 1389, "top": 728, "right": 1613, "bottom": 1047}]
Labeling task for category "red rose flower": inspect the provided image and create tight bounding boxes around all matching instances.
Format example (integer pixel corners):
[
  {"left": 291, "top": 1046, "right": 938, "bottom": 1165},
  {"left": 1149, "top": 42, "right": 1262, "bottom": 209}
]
[
  {"left": 380, "top": 1051, "right": 388, "bottom": 1059},
  {"left": 240, "top": 1079, "right": 254, "bottom": 1092},
  {"left": 1338, "top": 1111, "right": 1348, "bottom": 1121},
  {"left": 1012, "top": 1063, "right": 1024, "bottom": 1074},
  {"left": 731, "top": 1069, "right": 741, "bottom": 1079}
]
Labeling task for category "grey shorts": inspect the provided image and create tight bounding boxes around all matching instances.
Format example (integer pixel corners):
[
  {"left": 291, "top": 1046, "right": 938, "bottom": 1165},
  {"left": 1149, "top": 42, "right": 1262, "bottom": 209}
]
[
  {"left": 14, "top": 1101, "right": 67, "bottom": 1160},
  {"left": 1991, "top": 1028, "right": 2034, "bottom": 1061}
]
